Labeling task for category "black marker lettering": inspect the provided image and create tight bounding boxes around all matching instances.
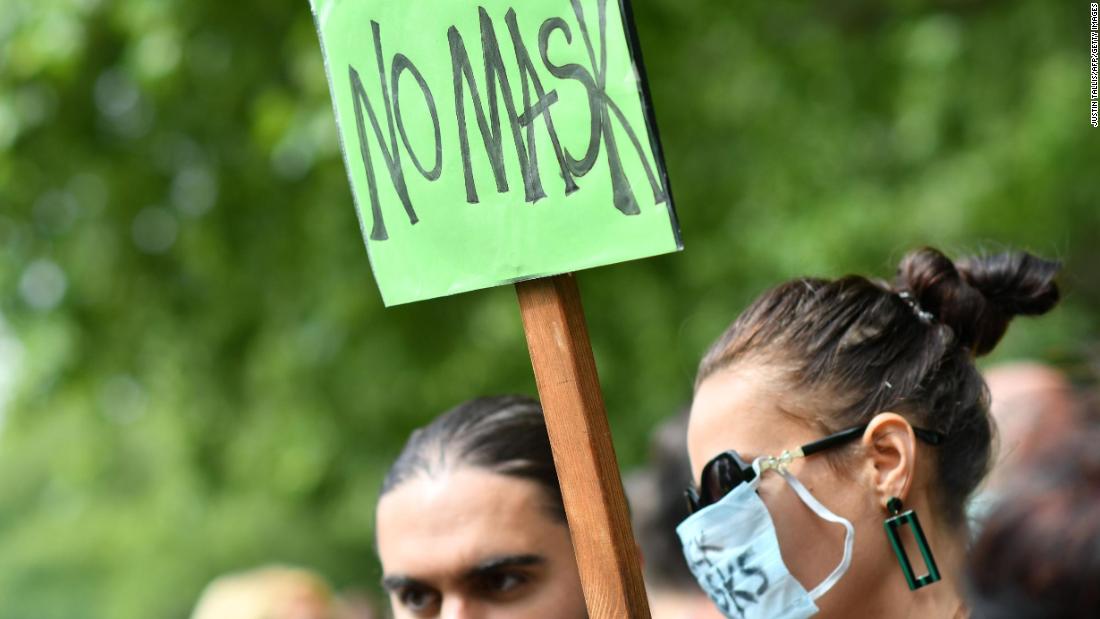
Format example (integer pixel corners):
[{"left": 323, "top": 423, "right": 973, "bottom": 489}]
[
  {"left": 545, "top": 0, "right": 668, "bottom": 214},
  {"left": 392, "top": 53, "right": 442, "bottom": 181},
  {"left": 448, "top": 8, "right": 545, "bottom": 204},
  {"left": 343, "top": 3, "right": 669, "bottom": 241},
  {"left": 539, "top": 17, "right": 601, "bottom": 176},
  {"left": 348, "top": 21, "right": 418, "bottom": 241},
  {"left": 505, "top": 9, "right": 578, "bottom": 197}
]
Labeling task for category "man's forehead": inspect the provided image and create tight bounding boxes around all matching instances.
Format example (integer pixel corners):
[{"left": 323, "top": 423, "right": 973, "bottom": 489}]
[
  {"left": 376, "top": 468, "right": 557, "bottom": 580},
  {"left": 380, "top": 527, "right": 539, "bottom": 575},
  {"left": 378, "top": 468, "right": 549, "bottom": 527}
]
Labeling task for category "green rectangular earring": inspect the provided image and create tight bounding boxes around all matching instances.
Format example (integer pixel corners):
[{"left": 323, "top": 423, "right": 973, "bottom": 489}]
[{"left": 883, "top": 497, "right": 941, "bottom": 590}]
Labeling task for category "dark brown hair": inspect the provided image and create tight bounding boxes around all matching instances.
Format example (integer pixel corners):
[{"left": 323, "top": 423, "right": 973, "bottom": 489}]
[
  {"left": 696, "top": 247, "right": 1061, "bottom": 524},
  {"left": 379, "top": 395, "right": 565, "bottom": 522}
]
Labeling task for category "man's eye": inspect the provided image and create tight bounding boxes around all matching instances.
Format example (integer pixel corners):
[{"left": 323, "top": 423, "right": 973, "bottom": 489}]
[
  {"left": 398, "top": 586, "right": 441, "bottom": 614},
  {"left": 478, "top": 571, "right": 529, "bottom": 596}
]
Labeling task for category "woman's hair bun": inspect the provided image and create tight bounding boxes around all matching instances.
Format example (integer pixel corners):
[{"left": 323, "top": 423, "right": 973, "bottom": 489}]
[{"left": 896, "top": 247, "right": 1061, "bottom": 356}]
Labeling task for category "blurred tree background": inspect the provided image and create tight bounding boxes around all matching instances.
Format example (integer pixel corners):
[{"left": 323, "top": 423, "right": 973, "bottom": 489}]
[{"left": 0, "top": 0, "right": 1096, "bottom": 617}]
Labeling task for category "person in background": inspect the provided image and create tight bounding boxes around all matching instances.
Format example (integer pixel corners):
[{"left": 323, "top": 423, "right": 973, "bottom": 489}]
[
  {"left": 966, "top": 425, "right": 1100, "bottom": 618},
  {"left": 191, "top": 565, "right": 346, "bottom": 619},
  {"left": 374, "top": 395, "right": 587, "bottom": 619},
  {"left": 625, "top": 412, "right": 726, "bottom": 619},
  {"left": 967, "top": 361, "right": 1080, "bottom": 526},
  {"left": 680, "top": 247, "right": 1060, "bottom": 619}
]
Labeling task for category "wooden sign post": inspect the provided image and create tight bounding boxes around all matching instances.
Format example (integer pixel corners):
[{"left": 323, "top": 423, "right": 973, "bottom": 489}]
[
  {"left": 310, "top": 1, "right": 680, "bottom": 615},
  {"left": 517, "top": 274, "right": 650, "bottom": 617}
]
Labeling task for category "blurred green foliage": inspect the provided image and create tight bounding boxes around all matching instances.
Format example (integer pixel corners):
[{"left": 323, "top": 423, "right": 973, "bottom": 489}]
[{"left": 0, "top": 0, "right": 1096, "bottom": 617}]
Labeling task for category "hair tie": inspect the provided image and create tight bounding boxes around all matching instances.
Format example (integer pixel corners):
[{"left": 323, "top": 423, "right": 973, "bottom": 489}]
[{"left": 897, "top": 291, "right": 935, "bottom": 324}]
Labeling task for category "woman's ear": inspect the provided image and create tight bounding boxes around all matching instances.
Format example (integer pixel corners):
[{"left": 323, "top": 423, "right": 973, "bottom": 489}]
[{"left": 861, "top": 413, "right": 918, "bottom": 509}]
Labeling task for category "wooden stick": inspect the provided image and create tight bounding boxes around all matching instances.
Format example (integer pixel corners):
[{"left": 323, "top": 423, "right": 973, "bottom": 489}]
[{"left": 516, "top": 274, "right": 651, "bottom": 619}]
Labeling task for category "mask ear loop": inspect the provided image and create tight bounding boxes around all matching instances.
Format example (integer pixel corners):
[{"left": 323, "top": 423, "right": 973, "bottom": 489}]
[
  {"left": 752, "top": 456, "right": 855, "bottom": 601},
  {"left": 779, "top": 469, "right": 855, "bottom": 600}
]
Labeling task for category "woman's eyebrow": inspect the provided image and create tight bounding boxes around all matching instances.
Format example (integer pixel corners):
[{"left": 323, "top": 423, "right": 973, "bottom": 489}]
[
  {"left": 465, "top": 554, "right": 545, "bottom": 578},
  {"left": 381, "top": 574, "right": 431, "bottom": 592}
]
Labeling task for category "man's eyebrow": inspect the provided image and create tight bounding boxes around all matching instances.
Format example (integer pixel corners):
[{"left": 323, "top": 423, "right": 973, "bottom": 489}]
[
  {"left": 465, "top": 554, "right": 545, "bottom": 577},
  {"left": 381, "top": 574, "right": 431, "bottom": 592}
]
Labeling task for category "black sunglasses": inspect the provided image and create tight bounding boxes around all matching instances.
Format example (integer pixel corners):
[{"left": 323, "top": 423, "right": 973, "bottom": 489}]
[{"left": 684, "top": 423, "right": 945, "bottom": 515}]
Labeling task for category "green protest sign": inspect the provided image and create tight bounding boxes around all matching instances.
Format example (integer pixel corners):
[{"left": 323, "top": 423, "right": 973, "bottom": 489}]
[{"left": 310, "top": 0, "right": 681, "bottom": 306}]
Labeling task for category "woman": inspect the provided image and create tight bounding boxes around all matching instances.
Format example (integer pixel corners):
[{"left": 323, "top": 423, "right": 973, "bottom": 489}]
[
  {"left": 374, "top": 395, "right": 588, "bottom": 619},
  {"left": 677, "top": 247, "right": 1060, "bottom": 619}
]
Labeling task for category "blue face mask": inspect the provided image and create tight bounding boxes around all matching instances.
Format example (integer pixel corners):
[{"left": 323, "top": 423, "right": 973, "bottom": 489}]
[{"left": 677, "top": 456, "right": 855, "bottom": 619}]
